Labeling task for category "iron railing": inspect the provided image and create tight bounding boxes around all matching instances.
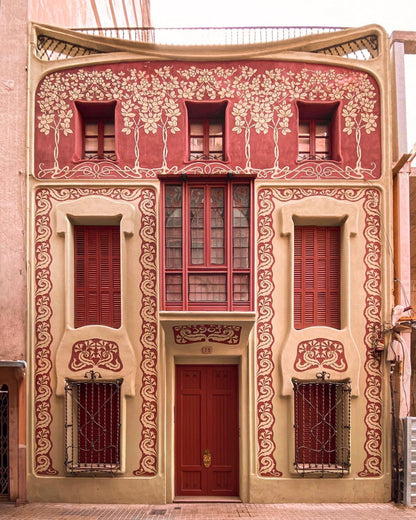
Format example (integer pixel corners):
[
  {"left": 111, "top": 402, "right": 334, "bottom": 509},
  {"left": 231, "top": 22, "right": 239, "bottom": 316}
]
[
  {"left": 36, "top": 26, "right": 379, "bottom": 61},
  {"left": 73, "top": 25, "right": 344, "bottom": 45}
]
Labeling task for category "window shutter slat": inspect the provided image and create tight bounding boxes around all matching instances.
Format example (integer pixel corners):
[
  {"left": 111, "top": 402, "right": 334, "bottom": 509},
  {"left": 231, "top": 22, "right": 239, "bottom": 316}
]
[
  {"left": 74, "top": 225, "right": 121, "bottom": 328},
  {"left": 294, "top": 226, "right": 340, "bottom": 329}
]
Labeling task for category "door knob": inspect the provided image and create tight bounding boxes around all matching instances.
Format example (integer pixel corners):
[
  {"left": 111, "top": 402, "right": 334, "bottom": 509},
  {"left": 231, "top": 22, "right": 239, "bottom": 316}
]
[{"left": 203, "top": 448, "right": 211, "bottom": 468}]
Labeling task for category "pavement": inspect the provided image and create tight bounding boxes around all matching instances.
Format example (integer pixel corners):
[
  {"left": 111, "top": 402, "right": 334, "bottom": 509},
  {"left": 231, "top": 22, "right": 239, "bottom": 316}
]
[{"left": 1, "top": 502, "right": 416, "bottom": 520}]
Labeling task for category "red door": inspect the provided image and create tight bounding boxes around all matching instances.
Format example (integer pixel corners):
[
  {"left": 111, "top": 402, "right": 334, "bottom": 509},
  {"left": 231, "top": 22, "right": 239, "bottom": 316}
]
[{"left": 175, "top": 365, "right": 239, "bottom": 497}]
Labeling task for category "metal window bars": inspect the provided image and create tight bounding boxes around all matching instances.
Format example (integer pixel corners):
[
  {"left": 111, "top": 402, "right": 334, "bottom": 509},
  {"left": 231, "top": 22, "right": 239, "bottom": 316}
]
[
  {"left": 65, "top": 371, "right": 122, "bottom": 474},
  {"left": 292, "top": 372, "right": 351, "bottom": 477}
]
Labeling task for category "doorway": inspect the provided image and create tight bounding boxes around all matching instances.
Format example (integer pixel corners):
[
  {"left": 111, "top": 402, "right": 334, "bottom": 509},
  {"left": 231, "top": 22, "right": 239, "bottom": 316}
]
[{"left": 175, "top": 364, "right": 239, "bottom": 497}]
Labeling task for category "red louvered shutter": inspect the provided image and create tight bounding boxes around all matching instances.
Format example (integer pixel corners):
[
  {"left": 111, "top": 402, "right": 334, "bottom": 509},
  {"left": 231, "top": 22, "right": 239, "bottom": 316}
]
[
  {"left": 294, "top": 226, "right": 340, "bottom": 329},
  {"left": 74, "top": 225, "right": 121, "bottom": 328}
]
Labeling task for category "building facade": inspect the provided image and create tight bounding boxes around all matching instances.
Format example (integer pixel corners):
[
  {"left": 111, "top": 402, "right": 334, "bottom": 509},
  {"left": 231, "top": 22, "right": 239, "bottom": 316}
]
[
  {"left": 0, "top": 0, "right": 150, "bottom": 503},
  {"left": 23, "top": 23, "right": 397, "bottom": 504}
]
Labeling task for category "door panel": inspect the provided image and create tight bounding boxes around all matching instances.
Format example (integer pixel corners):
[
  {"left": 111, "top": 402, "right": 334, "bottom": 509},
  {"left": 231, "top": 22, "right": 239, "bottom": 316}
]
[{"left": 175, "top": 365, "right": 239, "bottom": 497}]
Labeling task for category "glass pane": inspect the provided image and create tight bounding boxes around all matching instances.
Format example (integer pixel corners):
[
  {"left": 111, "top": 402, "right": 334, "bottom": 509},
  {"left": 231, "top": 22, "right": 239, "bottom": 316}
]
[
  {"left": 84, "top": 137, "right": 98, "bottom": 153},
  {"left": 298, "top": 137, "right": 310, "bottom": 153},
  {"left": 165, "top": 185, "right": 182, "bottom": 269},
  {"left": 165, "top": 274, "right": 182, "bottom": 302},
  {"left": 190, "top": 122, "right": 204, "bottom": 135},
  {"left": 85, "top": 121, "right": 98, "bottom": 136},
  {"left": 299, "top": 122, "right": 310, "bottom": 136},
  {"left": 316, "top": 122, "right": 329, "bottom": 137},
  {"left": 210, "top": 187, "right": 224, "bottom": 265},
  {"left": 315, "top": 136, "right": 329, "bottom": 153},
  {"left": 190, "top": 137, "right": 204, "bottom": 152},
  {"left": 209, "top": 122, "right": 223, "bottom": 135},
  {"left": 104, "top": 121, "right": 115, "bottom": 136},
  {"left": 233, "top": 273, "right": 249, "bottom": 302},
  {"left": 233, "top": 185, "right": 250, "bottom": 269},
  {"left": 190, "top": 187, "right": 204, "bottom": 265},
  {"left": 103, "top": 137, "right": 115, "bottom": 152},
  {"left": 188, "top": 273, "right": 226, "bottom": 302},
  {"left": 209, "top": 136, "right": 223, "bottom": 152}
]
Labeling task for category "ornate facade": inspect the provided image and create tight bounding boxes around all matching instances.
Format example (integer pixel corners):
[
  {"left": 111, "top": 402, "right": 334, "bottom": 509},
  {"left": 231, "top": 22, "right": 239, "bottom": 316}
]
[{"left": 25, "top": 23, "right": 394, "bottom": 503}]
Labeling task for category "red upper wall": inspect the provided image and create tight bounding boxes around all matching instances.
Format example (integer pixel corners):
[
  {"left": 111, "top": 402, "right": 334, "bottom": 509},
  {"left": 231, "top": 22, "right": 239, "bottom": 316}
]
[{"left": 34, "top": 60, "right": 381, "bottom": 181}]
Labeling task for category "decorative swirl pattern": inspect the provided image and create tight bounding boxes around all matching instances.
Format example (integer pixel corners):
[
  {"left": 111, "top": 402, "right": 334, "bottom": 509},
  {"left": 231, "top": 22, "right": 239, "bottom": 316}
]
[
  {"left": 257, "top": 187, "right": 382, "bottom": 477},
  {"left": 173, "top": 324, "right": 242, "bottom": 344},
  {"left": 256, "top": 189, "right": 281, "bottom": 477},
  {"left": 133, "top": 189, "right": 159, "bottom": 476},
  {"left": 68, "top": 339, "right": 123, "bottom": 372},
  {"left": 294, "top": 338, "right": 348, "bottom": 372},
  {"left": 34, "top": 189, "right": 58, "bottom": 475},
  {"left": 33, "top": 187, "right": 145, "bottom": 476}
]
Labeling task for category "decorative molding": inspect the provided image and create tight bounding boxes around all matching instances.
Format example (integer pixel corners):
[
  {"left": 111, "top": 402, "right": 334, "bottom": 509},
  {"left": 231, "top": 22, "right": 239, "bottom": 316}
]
[
  {"left": 33, "top": 187, "right": 154, "bottom": 476},
  {"left": 133, "top": 189, "right": 158, "bottom": 476},
  {"left": 68, "top": 338, "right": 123, "bottom": 372},
  {"left": 294, "top": 338, "right": 348, "bottom": 372},
  {"left": 173, "top": 324, "right": 242, "bottom": 345},
  {"left": 257, "top": 187, "right": 382, "bottom": 478},
  {"left": 256, "top": 189, "right": 281, "bottom": 477}
]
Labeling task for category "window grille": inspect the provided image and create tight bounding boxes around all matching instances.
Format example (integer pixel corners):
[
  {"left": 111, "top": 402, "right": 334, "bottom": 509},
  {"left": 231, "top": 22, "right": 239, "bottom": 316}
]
[
  {"left": 293, "top": 374, "right": 351, "bottom": 476},
  {"left": 0, "top": 385, "right": 8, "bottom": 497},
  {"left": 65, "top": 372, "right": 122, "bottom": 474}
]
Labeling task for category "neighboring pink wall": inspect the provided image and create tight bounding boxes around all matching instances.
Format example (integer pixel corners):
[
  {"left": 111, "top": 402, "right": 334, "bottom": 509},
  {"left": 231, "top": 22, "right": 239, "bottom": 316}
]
[
  {"left": 29, "top": 0, "right": 149, "bottom": 29},
  {"left": 0, "top": 0, "right": 28, "bottom": 360}
]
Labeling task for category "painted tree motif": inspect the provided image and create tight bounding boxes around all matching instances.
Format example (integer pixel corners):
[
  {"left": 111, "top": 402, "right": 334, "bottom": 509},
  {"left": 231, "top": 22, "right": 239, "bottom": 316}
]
[{"left": 36, "top": 64, "right": 379, "bottom": 179}]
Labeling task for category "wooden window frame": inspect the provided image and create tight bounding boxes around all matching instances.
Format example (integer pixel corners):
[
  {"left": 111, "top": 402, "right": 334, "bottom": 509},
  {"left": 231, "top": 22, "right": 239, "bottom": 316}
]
[
  {"left": 74, "top": 101, "right": 117, "bottom": 162},
  {"left": 74, "top": 225, "right": 121, "bottom": 329},
  {"left": 162, "top": 180, "right": 253, "bottom": 311},
  {"left": 296, "top": 101, "right": 341, "bottom": 163},
  {"left": 186, "top": 101, "right": 227, "bottom": 162},
  {"left": 294, "top": 225, "right": 341, "bottom": 329},
  {"left": 298, "top": 119, "right": 331, "bottom": 161}
]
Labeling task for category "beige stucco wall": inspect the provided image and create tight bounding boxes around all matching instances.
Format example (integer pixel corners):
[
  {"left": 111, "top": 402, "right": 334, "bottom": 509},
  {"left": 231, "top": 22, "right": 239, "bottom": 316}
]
[{"left": 26, "top": 24, "right": 394, "bottom": 504}]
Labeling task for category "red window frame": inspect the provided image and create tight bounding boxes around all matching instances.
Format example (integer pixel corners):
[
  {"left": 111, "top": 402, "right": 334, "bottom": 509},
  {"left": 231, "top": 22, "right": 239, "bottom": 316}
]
[
  {"left": 75, "top": 101, "right": 116, "bottom": 161},
  {"left": 189, "top": 119, "right": 224, "bottom": 161},
  {"left": 162, "top": 180, "right": 252, "bottom": 311},
  {"left": 298, "top": 119, "right": 331, "bottom": 161},
  {"left": 294, "top": 226, "right": 341, "bottom": 329},
  {"left": 74, "top": 225, "right": 121, "bottom": 328},
  {"left": 82, "top": 118, "right": 116, "bottom": 160}
]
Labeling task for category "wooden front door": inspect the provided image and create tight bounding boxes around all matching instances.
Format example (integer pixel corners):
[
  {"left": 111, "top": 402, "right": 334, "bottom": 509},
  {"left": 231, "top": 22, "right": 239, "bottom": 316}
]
[{"left": 175, "top": 365, "right": 239, "bottom": 497}]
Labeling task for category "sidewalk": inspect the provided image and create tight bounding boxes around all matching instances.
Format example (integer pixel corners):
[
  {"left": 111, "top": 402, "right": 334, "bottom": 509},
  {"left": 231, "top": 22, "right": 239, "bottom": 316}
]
[{"left": 1, "top": 502, "right": 416, "bottom": 520}]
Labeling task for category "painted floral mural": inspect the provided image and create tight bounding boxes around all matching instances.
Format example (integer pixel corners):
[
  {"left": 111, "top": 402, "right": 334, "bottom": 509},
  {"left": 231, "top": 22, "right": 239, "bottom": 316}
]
[{"left": 35, "top": 62, "right": 380, "bottom": 180}]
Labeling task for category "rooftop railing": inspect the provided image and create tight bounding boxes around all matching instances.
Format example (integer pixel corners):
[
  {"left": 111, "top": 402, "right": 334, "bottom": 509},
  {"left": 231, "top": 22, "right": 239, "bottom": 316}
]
[
  {"left": 36, "top": 26, "right": 379, "bottom": 61},
  {"left": 72, "top": 26, "right": 345, "bottom": 46}
]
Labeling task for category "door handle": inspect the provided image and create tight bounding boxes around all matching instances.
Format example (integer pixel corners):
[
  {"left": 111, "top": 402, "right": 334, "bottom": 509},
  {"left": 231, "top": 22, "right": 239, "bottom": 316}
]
[{"left": 203, "top": 448, "right": 211, "bottom": 468}]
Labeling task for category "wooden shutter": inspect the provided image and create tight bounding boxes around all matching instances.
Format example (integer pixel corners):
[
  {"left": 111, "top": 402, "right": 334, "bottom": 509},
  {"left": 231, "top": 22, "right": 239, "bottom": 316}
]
[
  {"left": 294, "top": 226, "right": 340, "bottom": 329},
  {"left": 74, "top": 225, "right": 121, "bottom": 328}
]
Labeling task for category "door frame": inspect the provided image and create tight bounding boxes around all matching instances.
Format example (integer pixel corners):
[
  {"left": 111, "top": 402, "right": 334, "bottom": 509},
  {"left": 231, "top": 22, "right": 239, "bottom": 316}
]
[
  {"left": 165, "top": 353, "right": 249, "bottom": 503},
  {"left": 174, "top": 364, "right": 240, "bottom": 497}
]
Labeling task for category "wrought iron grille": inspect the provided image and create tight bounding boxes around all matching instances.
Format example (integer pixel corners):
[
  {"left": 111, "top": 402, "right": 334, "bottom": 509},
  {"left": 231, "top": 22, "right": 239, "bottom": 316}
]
[
  {"left": 312, "top": 34, "right": 379, "bottom": 60},
  {"left": 36, "top": 34, "right": 102, "bottom": 61},
  {"left": 0, "top": 385, "right": 9, "bottom": 497},
  {"left": 65, "top": 372, "right": 122, "bottom": 474},
  {"left": 293, "top": 374, "right": 351, "bottom": 476}
]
